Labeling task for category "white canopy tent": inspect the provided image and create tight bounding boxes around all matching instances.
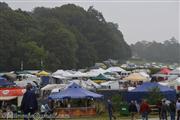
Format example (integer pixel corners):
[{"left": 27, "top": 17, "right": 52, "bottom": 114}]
[
  {"left": 86, "top": 68, "right": 106, "bottom": 77},
  {"left": 91, "top": 68, "right": 106, "bottom": 73},
  {"left": 159, "top": 77, "right": 180, "bottom": 90},
  {"left": 70, "top": 71, "right": 87, "bottom": 78},
  {"left": 139, "top": 72, "right": 150, "bottom": 79},
  {"left": 170, "top": 67, "right": 180, "bottom": 75},
  {"left": 100, "top": 81, "right": 120, "bottom": 90},
  {"left": 52, "top": 70, "right": 73, "bottom": 78},
  {"left": 85, "top": 71, "right": 99, "bottom": 77},
  {"left": 51, "top": 88, "right": 61, "bottom": 93},
  {"left": 52, "top": 75, "right": 67, "bottom": 79},
  {"left": 69, "top": 79, "right": 101, "bottom": 89},
  {"left": 41, "top": 84, "right": 66, "bottom": 91},
  {"left": 167, "top": 75, "right": 178, "bottom": 81},
  {"left": 15, "top": 80, "right": 38, "bottom": 87},
  {"left": 106, "top": 67, "right": 125, "bottom": 73},
  {"left": 167, "top": 77, "right": 180, "bottom": 89},
  {"left": 86, "top": 79, "right": 101, "bottom": 88},
  {"left": 18, "top": 74, "right": 37, "bottom": 78},
  {"left": 52, "top": 70, "right": 64, "bottom": 75}
]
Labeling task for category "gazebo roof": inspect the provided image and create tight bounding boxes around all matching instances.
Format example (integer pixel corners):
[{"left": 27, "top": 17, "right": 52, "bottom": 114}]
[
  {"left": 49, "top": 83, "right": 103, "bottom": 100},
  {"left": 91, "top": 74, "right": 109, "bottom": 80},
  {"left": 36, "top": 70, "right": 49, "bottom": 76},
  {"left": 131, "top": 82, "right": 175, "bottom": 92},
  {"left": 123, "top": 73, "right": 148, "bottom": 82}
]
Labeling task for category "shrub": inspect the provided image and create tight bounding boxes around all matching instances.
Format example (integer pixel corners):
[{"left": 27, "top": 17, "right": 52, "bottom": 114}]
[{"left": 146, "top": 87, "right": 164, "bottom": 104}]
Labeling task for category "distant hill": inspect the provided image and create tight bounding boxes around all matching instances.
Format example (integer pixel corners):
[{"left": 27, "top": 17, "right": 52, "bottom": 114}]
[
  {"left": 0, "top": 2, "right": 131, "bottom": 71},
  {"left": 131, "top": 37, "right": 180, "bottom": 63}
]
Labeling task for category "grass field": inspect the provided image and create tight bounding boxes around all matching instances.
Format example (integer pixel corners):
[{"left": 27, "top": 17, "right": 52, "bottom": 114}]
[
  {"left": 34, "top": 113, "right": 159, "bottom": 120},
  {"left": 4, "top": 111, "right": 178, "bottom": 120}
]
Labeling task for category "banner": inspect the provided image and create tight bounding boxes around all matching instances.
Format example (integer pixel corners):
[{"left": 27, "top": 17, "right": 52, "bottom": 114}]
[{"left": 0, "top": 88, "right": 26, "bottom": 96}]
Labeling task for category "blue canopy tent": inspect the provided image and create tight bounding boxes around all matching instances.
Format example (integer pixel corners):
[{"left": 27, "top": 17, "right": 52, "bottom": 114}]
[
  {"left": 49, "top": 83, "right": 103, "bottom": 100},
  {"left": 49, "top": 83, "right": 103, "bottom": 118},
  {"left": 124, "top": 82, "right": 176, "bottom": 102},
  {"left": 0, "top": 76, "right": 15, "bottom": 86}
]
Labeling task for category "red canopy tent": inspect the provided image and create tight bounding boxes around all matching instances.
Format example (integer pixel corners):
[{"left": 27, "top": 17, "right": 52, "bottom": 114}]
[
  {"left": 159, "top": 68, "right": 171, "bottom": 75},
  {"left": 0, "top": 87, "right": 26, "bottom": 101},
  {"left": 0, "top": 87, "right": 25, "bottom": 96}
]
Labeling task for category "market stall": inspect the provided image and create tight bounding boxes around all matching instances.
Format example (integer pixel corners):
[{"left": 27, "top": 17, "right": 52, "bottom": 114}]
[
  {"left": 91, "top": 74, "right": 109, "bottom": 84},
  {"left": 0, "top": 87, "right": 26, "bottom": 106},
  {"left": 49, "top": 83, "right": 103, "bottom": 118},
  {"left": 54, "top": 107, "right": 96, "bottom": 118},
  {"left": 124, "top": 82, "right": 176, "bottom": 103},
  {"left": 36, "top": 70, "right": 49, "bottom": 76}
]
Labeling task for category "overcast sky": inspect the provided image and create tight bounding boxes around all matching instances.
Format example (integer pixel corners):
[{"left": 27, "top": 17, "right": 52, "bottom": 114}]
[{"left": 1, "top": 0, "right": 179, "bottom": 44}]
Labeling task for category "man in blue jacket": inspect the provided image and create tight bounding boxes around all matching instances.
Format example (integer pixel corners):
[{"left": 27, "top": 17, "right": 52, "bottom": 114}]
[
  {"left": 21, "top": 83, "right": 38, "bottom": 120},
  {"left": 107, "top": 98, "right": 116, "bottom": 120}
]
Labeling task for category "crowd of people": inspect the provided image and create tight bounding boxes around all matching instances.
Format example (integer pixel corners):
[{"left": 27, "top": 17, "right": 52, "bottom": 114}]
[
  {"left": 128, "top": 100, "right": 151, "bottom": 120},
  {"left": 21, "top": 83, "right": 54, "bottom": 120},
  {"left": 128, "top": 99, "right": 180, "bottom": 120},
  {"left": 0, "top": 102, "right": 18, "bottom": 119},
  {"left": 1, "top": 83, "right": 180, "bottom": 120},
  {"left": 0, "top": 83, "right": 53, "bottom": 120}
]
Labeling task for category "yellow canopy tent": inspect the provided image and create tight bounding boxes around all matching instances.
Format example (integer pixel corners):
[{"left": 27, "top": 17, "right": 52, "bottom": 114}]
[
  {"left": 123, "top": 73, "right": 148, "bottom": 82},
  {"left": 36, "top": 70, "right": 49, "bottom": 76}
]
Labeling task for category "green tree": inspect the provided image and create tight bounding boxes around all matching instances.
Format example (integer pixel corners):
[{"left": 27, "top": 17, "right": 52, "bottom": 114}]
[
  {"left": 0, "top": 2, "right": 132, "bottom": 71},
  {"left": 146, "top": 87, "right": 164, "bottom": 105}
]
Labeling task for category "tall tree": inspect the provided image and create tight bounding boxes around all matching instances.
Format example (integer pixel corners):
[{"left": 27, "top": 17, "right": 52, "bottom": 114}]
[{"left": 0, "top": 2, "right": 131, "bottom": 71}]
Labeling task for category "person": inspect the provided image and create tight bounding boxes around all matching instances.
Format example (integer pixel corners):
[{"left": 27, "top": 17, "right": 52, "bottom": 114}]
[
  {"left": 10, "top": 104, "right": 17, "bottom": 118},
  {"left": 6, "top": 105, "right": 13, "bottom": 119},
  {"left": 107, "top": 99, "right": 116, "bottom": 120},
  {"left": 40, "top": 104, "right": 46, "bottom": 116},
  {"left": 169, "top": 101, "right": 176, "bottom": 120},
  {"left": 156, "top": 100, "right": 162, "bottom": 120},
  {"left": 43, "top": 98, "right": 54, "bottom": 119},
  {"left": 20, "top": 83, "right": 38, "bottom": 120},
  {"left": 1, "top": 101, "right": 7, "bottom": 118},
  {"left": 128, "top": 100, "right": 138, "bottom": 120},
  {"left": 176, "top": 98, "right": 180, "bottom": 120},
  {"left": 161, "top": 100, "right": 168, "bottom": 120},
  {"left": 140, "top": 99, "right": 151, "bottom": 120},
  {"left": 135, "top": 100, "right": 140, "bottom": 112}
]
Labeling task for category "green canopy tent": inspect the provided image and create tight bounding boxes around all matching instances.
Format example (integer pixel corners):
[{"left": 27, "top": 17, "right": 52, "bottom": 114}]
[
  {"left": 91, "top": 74, "right": 109, "bottom": 80},
  {"left": 91, "top": 74, "right": 109, "bottom": 84},
  {"left": 104, "top": 72, "right": 113, "bottom": 75}
]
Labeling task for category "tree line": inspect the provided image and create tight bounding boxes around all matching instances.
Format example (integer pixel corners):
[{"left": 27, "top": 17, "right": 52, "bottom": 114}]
[
  {"left": 131, "top": 37, "right": 180, "bottom": 63},
  {"left": 0, "top": 3, "right": 131, "bottom": 71}
]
